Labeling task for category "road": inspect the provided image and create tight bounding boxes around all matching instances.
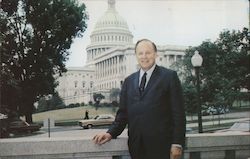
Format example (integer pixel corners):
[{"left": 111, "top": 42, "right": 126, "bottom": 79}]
[
  {"left": 11, "top": 111, "right": 250, "bottom": 139},
  {"left": 187, "top": 117, "right": 249, "bottom": 128},
  {"left": 186, "top": 111, "right": 250, "bottom": 121}
]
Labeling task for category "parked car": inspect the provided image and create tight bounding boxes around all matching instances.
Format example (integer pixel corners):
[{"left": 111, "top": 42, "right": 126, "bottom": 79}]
[
  {"left": 79, "top": 114, "right": 115, "bottom": 129},
  {"left": 202, "top": 107, "right": 215, "bottom": 116},
  {"left": 1, "top": 115, "right": 41, "bottom": 138},
  {"left": 216, "top": 106, "right": 229, "bottom": 114},
  {"left": 9, "top": 119, "right": 41, "bottom": 134},
  {"left": 202, "top": 105, "right": 229, "bottom": 116},
  {"left": 215, "top": 120, "right": 250, "bottom": 133}
]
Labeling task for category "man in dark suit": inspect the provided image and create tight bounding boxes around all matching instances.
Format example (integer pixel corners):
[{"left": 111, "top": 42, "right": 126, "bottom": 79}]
[{"left": 93, "top": 39, "right": 186, "bottom": 159}]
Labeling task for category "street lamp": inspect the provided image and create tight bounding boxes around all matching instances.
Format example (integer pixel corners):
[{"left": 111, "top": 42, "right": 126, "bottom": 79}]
[{"left": 191, "top": 50, "right": 203, "bottom": 133}]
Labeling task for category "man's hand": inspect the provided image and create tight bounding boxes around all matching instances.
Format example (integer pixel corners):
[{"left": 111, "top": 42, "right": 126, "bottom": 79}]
[
  {"left": 93, "top": 132, "right": 112, "bottom": 145},
  {"left": 170, "top": 146, "right": 182, "bottom": 159}
]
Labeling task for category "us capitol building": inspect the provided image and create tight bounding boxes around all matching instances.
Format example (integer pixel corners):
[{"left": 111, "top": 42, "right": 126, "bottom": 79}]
[{"left": 56, "top": 0, "right": 187, "bottom": 105}]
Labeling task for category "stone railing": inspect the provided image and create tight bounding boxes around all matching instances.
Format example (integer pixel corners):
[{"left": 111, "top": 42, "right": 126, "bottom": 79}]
[
  {"left": 184, "top": 133, "right": 250, "bottom": 159},
  {"left": 0, "top": 133, "right": 249, "bottom": 159}
]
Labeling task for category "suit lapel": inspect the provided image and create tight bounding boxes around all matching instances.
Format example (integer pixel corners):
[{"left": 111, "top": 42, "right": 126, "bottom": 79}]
[
  {"left": 140, "top": 65, "right": 160, "bottom": 98},
  {"left": 133, "top": 71, "right": 140, "bottom": 96}
]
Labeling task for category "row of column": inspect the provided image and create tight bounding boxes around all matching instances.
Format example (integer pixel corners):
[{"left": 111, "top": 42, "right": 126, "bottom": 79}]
[
  {"left": 96, "top": 55, "right": 125, "bottom": 79},
  {"left": 91, "top": 34, "right": 131, "bottom": 44},
  {"left": 87, "top": 47, "right": 110, "bottom": 61},
  {"left": 158, "top": 54, "right": 183, "bottom": 68},
  {"left": 95, "top": 55, "right": 125, "bottom": 89}
]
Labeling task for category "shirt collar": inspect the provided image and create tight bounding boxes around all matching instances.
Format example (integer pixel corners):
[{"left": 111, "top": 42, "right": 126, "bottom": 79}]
[{"left": 139, "top": 64, "right": 156, "bottom": 77}]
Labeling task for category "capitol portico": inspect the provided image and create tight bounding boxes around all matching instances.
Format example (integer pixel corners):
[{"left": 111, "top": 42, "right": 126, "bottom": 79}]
[{"left": 56, "top": 0, "right": 188, "bottom": 105}]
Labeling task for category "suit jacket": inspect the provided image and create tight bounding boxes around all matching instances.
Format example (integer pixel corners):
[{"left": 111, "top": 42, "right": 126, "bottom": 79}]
[{"left": 107, "top": 65, "right": 186, "bottom": 159}]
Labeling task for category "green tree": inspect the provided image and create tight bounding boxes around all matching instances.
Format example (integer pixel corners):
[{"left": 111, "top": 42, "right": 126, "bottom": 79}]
[
  {"left": 110, "top": 88, "right": 120, "bottom": 102},
  {"left": 0, "top": 0, "right": 88, "bottom": 123},
  {"left": 36, "top": 93, "right": 65, "bottom": 112},
  {"left": 93, "top": 93, "right": 105, "bottom": 110},
  {"left": 176, "top": 28, "right": 249, "bottom": 113},
  {"left": 215, "top": 28, "right": 249, "bottom": 90},
  {"left": 93, "top": 93, "right": 105, "bottom": 104}
]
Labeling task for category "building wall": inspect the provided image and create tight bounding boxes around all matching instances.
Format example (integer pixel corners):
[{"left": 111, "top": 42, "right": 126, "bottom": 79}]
[
  {"left": 56, "top": 44, "right": 187, "bottom": 105},
  {"left": 55, "top": 67, "right": 95, "bottom": 105},
  {"left": 55, "top": 0, "right": 188, "bottom": 105}
]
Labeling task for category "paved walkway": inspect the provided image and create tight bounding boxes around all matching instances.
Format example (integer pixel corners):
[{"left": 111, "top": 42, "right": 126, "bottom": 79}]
[
  {"left": 186, "top": 111, "right": 250, "bottom": 121},
  {"left": 187, "top": 117, "right": 250, "bottom": 128},
  {"left": 16, "top": 117, "right": 249, "bottom": 139}
]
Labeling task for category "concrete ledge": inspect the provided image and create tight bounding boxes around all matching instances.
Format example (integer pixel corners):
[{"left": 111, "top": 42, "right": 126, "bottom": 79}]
[
  {"left": 0, "top": 137, "right": 129, "bottom": 159},
  {"left": 0, "top": 133, "right": 250, "bottom": 159},
  {"left": 185, "top": 133, "right": 250, "bottom": 159},
  {"left": 186, "top": 133, "right": 250, "bottom": 151}
]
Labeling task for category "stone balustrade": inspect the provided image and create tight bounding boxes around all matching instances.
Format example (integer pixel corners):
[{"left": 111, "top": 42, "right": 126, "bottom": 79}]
[{"left": 0, "top": 133, "right": 249, "bottom": 159}]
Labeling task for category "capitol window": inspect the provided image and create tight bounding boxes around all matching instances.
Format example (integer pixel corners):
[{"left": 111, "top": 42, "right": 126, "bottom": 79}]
[
  {"left": 176, "top": 55, "right": 182, "bottom": 62},
  {"left": 90, "top": 81, "right": 94, "bottom": 88},
  {"left": 169, "top": 55, "right": 175, "bottom": 63},
  {"left": 74, "top": 81, "right": 78, "bottom": 88}
]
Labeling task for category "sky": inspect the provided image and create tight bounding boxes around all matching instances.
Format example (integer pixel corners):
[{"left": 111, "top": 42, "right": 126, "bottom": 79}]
[{"left": 66, "top": 0, "right": 249, "bottom": 67}]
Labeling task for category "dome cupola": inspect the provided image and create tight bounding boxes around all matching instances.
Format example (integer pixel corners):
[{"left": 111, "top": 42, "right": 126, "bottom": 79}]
[{"left": 86, "top": 0, "right": 133, "bottom": 63}]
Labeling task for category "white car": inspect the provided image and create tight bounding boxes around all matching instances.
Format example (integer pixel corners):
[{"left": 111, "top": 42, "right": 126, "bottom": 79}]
[{"left": 78, "top": 114, "right": 115, "bottom": 129}]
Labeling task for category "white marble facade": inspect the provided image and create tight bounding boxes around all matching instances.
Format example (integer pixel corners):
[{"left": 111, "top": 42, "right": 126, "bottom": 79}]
[
  {"left": 55, "top": 67, "right": 95, "bottom": 105},
  {"left": 56, "top": 0, "right": 187, "bottom": 105}
]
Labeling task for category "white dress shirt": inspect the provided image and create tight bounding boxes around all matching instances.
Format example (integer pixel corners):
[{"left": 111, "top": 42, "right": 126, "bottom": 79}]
[{"left": 139, "top": 64, "right": 156, "bottom": 89}]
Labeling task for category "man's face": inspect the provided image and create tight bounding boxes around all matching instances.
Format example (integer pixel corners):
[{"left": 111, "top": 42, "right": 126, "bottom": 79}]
[{"left": 135, "top": 41, "right": 157, "bottom": 71}]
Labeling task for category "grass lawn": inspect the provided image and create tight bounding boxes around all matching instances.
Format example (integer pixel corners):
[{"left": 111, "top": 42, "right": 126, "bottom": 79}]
[{"left": 32, "top": 106, "right": 118, "bottom": 123}]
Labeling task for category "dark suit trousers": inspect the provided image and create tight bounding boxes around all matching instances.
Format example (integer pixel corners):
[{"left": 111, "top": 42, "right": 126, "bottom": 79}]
[{"left": 128, "top": 136, "right": 171, "bottom": 159}]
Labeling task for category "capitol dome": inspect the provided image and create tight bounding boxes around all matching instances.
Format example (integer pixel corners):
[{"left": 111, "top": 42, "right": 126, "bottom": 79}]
[
  {"left": 94, "top": 1, "right": 129, "bottom": 31},
  {"left": 86, "top": 0, "right": 133, "bottom": 63}
]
